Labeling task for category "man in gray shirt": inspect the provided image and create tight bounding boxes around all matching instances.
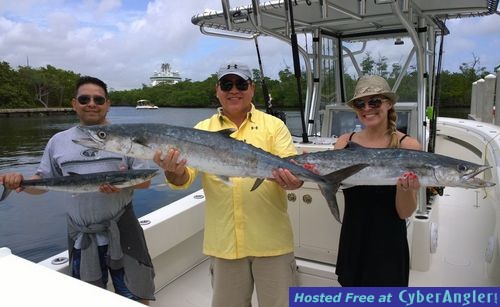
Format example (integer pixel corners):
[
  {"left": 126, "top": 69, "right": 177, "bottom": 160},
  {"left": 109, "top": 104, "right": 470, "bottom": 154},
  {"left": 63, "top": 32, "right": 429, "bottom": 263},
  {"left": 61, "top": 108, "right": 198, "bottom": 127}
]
[{"left": 0, "top": 76, "right": 155, "bottom": 304}]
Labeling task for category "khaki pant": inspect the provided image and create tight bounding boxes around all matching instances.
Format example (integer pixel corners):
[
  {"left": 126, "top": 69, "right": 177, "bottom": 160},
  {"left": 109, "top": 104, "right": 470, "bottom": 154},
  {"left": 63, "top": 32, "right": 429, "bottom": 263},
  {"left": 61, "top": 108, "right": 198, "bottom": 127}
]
[{"left": 210, "top": 253, "right": 297, "bottom": 307}]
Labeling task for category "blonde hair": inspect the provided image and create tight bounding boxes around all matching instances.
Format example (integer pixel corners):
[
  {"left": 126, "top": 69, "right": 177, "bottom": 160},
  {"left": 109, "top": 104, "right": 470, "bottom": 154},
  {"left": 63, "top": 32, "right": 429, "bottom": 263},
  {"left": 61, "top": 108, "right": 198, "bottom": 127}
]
[{"left": 387, "top": 106, "right": 399, "bottom": 148}]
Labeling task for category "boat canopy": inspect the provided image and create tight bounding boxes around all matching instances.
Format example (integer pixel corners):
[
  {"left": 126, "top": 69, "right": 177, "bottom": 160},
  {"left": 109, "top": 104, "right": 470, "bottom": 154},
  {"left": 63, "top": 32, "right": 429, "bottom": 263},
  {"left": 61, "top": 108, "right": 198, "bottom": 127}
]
[
  {"left": 192, "top": 0, "right": 498, "bottom": 139},
  {"left": 192, "top": 0, "right": 498, "bottom": 40}
]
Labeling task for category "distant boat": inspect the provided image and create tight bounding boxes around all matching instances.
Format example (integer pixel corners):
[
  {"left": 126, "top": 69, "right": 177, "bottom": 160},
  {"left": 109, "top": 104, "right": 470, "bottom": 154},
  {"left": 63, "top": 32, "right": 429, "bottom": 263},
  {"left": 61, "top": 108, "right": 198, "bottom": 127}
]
[
  {"left": 150, "top": 63, "right": 182, "bottom": 86},
  {"left": 136, "top": 99, "right": 158, "bottom": 110}
]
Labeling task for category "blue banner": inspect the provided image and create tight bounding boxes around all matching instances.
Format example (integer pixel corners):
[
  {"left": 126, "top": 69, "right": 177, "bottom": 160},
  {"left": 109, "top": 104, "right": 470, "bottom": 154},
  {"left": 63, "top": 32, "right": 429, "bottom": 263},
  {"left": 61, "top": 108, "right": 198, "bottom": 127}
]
[{"left": 290, "top": 287, "right": 499, "bottom": 307}]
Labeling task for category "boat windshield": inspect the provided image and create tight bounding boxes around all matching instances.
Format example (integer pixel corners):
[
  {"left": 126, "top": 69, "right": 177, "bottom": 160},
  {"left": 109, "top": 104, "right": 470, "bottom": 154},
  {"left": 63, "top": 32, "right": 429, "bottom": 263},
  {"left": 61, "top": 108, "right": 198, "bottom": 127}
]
[{"left": 137, "top": 99, "right": 152, "bottom": 106}]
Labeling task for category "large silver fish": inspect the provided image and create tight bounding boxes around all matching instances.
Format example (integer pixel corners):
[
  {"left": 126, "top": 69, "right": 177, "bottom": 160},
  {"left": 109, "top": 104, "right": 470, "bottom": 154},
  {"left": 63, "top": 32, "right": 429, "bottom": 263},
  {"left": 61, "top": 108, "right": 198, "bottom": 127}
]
[
  {"left": 0, "top": 169, "right": 158, "bottom": 201},
  {"left": 290, "top": 142, "right": 495, "bottom": 188},
  {"left": 72, "top": 123, "right": 368, "bottom": 222}
]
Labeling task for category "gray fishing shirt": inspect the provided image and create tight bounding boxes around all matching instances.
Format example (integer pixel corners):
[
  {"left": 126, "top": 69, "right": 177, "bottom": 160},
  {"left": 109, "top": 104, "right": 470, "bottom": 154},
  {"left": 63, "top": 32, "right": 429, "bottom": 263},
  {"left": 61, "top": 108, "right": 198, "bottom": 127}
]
[
  {"left": 35, "top": 126, "right": 155, "bottom": 299},
  {"left": 36, "top": 126, "right": 149, "bottom": 247}
]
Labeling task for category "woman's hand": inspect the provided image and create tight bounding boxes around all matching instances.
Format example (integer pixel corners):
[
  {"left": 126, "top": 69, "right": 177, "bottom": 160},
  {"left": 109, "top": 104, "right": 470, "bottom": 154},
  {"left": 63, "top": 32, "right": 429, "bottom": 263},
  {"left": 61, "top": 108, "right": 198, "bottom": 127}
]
[{"left": 396, "top": 172, "right": 420, "bottom": 192}]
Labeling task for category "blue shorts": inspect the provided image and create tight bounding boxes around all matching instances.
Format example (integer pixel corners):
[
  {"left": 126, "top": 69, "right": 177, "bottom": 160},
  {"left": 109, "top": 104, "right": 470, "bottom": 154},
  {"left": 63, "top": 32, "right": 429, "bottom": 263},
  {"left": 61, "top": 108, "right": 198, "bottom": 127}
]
[{"left": 71, "top": 245, "right": 140, "bottom": 301}]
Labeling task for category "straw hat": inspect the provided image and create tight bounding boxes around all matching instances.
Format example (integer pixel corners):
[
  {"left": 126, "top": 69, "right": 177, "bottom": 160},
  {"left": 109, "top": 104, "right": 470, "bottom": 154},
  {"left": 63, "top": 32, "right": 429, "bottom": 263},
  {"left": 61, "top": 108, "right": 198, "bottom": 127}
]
[{"left": 346, "top": 75, "right": 398, "bottom": 107}]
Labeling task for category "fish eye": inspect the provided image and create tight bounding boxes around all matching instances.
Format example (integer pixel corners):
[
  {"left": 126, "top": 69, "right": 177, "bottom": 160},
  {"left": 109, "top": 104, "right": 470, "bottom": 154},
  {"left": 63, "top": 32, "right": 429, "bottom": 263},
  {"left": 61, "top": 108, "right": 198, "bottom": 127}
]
[
  {"left": 457, "top": 164, "right": 468, "bottom": 172},
  {"left": 97, "top": 131, "right": 107, "bottom": 139}
]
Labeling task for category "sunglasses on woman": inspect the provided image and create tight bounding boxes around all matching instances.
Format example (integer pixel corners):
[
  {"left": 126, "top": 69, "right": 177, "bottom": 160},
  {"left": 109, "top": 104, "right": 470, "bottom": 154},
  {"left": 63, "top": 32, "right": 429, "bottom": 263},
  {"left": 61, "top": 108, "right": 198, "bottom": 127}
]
[
  {"left": 76, "top": 95, "right": 107, "bottom": 105},
  {"left": 352, "top": 97, "right": 386, "bottom": 110},
  {"left": 219, "top": 78, "right": 250, "bottom": 92}
]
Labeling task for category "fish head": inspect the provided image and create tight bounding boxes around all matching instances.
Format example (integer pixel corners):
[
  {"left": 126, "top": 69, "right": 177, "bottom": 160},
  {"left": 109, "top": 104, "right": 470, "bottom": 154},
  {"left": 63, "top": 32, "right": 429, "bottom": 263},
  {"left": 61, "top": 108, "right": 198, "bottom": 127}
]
[
  {"left": 128, "top": 169, "right": 159, "bottom": 184},
  {"left": 433, "top": 162, "right": 495, "bottom": 188},
  {"left": 140, "top": 169, "right": 160, "bottom": 181},
  {"left": 73, "top": 125, "right": 154, "bottom": 159}
]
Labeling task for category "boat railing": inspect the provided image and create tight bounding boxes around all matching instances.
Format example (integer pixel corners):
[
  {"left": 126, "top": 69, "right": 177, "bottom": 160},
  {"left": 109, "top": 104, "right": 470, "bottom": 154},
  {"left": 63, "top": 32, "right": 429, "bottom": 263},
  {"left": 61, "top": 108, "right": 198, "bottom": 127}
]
[{"left": 470, "top": 68, "right": 500, "bottom": 125}]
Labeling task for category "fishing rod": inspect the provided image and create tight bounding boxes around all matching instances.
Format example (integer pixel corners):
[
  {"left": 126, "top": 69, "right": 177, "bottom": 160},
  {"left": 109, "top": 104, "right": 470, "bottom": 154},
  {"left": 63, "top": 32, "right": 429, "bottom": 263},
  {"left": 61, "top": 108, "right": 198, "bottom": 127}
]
[
  {"left": 254, "top": 36, "right": 286, "bottom": 123},
  {"left": 286, "top": 0, "right": 309, "bottom": 143},
  {"left": 428, "top": 21, "right": 446, "bottom": 154},
  {"left": 426, "top": 20, "right": 447, "bottom": 201}
]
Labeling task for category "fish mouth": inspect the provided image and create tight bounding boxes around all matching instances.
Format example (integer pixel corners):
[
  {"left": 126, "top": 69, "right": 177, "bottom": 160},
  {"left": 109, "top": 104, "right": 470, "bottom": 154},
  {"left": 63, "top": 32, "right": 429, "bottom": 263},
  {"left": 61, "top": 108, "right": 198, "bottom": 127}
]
[
  {"left": 72, "top": 137, "right": 104, "bottom": 149},
  {"left": 72, "top": 127, "right": 104, "bottom": 149},
  {"left": 142, "top": 169, "right": 159, "bottom": 181},
  {"left": 462, "top": 166, "right": 496, "bottom": 188}
]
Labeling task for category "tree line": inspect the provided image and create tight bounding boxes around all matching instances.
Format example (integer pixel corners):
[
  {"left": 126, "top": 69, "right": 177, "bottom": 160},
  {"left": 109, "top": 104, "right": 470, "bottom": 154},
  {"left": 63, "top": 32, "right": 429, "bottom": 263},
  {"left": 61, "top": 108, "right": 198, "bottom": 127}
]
[{"left": 0, "top": 54, "right": 491, "bottom": 111}]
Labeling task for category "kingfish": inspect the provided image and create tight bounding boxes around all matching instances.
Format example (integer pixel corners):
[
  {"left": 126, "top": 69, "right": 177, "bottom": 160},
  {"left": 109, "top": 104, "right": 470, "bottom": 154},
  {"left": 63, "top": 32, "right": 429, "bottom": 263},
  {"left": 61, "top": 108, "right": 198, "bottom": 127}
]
[
  {"left": 0, "top": 169, "right": 158, "bottom": 201},
  {"left": 290, "top": 142, "right": 495, "bottom": 188},
  {"left": 72, "top": 123, "right": 368, "bottom": 222}
]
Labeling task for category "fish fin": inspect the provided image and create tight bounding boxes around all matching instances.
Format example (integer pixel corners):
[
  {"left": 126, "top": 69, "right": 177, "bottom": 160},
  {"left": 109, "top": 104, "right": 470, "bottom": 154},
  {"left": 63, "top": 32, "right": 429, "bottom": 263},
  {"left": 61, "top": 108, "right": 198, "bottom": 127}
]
[
  {"left": 346, "top": 141, "right": 365, "bottom": 148},
  {"left": 132, "top": 137, "right": 151, "bottom": 148},
  {"left": 67, "top": 172, "right": 82, "bottom": 176},
  {"left": 250, "top": 178, "right": 265, "bottom": 191},
  {"left": 0, "top": 185, "right": 12, "bottom": 202},
  {"left": 216, "top": 128, "right": 237, "bottom": 137},
  {"left": 322, "top": 163, "right": 369, "bottom": 183},
  {"left": 317, "top": 164, "right": 369, "bottom": 224}
]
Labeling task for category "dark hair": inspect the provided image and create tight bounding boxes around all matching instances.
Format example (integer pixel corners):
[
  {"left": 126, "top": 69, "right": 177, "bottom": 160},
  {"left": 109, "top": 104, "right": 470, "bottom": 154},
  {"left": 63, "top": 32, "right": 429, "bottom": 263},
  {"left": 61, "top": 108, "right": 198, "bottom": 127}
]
[{"left": 75, "top": 76, "right": 108, "bottom": 97}]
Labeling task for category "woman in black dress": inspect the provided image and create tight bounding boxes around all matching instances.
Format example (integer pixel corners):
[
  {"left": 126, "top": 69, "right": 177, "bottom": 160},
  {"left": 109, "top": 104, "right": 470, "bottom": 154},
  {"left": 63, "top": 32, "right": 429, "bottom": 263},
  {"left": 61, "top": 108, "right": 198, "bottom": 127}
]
[{"left": 334, "top": 75, "right": 421, "bottom": 286}]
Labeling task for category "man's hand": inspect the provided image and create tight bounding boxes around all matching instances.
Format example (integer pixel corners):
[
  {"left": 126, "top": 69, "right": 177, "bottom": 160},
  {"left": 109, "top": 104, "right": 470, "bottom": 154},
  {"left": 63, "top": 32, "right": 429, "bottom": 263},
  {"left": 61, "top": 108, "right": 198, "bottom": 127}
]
[
  {"left": 271, "top": 168, "right": 304, "bottom": 190},
  {"left": 153, "top": 149, "right": 189, "bottom": 186},
  {"left": 0, "top": 173, "right": 24, "bottom": 193}
]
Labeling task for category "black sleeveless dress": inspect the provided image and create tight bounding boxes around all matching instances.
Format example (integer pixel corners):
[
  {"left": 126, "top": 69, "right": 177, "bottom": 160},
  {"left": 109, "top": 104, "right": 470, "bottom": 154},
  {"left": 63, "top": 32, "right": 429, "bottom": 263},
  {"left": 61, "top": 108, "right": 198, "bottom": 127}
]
[{"left": 335, "top": 134, "right": 410, "bottom": 286}]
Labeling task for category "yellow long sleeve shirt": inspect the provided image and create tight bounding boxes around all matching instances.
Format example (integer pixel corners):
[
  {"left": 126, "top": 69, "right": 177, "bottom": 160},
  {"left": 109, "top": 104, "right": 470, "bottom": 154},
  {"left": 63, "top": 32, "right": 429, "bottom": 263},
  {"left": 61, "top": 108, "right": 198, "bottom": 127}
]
[{"left": 169, "top": 105, "right": 296, "bottom": 259}]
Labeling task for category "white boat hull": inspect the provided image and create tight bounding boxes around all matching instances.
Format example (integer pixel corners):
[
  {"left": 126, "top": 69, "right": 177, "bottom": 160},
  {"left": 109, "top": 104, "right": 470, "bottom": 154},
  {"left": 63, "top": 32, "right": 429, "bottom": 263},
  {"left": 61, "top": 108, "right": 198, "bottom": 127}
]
[
  {"left": 136, "top": 106, "right": 159, "bottom": 109},
  {"left": 13, "top": 117, "right": 495, "bottom": 307}
]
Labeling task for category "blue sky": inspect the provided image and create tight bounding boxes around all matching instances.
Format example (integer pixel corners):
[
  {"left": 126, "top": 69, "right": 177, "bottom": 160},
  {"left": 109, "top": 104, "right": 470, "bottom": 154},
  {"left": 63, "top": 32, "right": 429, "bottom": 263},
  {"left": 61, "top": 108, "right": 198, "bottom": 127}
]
[{"left": 0, "top": 0, "right": 498, "bottom": 90}]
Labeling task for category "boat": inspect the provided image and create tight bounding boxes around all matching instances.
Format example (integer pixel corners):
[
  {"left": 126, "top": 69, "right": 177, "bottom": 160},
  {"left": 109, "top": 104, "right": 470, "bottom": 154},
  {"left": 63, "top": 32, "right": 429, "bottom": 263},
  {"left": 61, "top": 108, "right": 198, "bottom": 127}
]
[
  {"left": 150, "top": 63, "right": 182, "bottom": 86},
  {"left": 136, "top": 99, "right": 159, "bottom": 110},
  {"left": 2, "top": 1, "right": 499, "bottom": 306}
]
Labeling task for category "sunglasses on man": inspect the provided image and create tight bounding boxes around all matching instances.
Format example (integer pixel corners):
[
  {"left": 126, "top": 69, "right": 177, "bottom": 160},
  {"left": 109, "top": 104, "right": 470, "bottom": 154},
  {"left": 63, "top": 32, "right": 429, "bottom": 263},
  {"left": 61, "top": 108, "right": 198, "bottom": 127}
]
[
  {"left": 219, "top": 78, "right": 250, "bottom": 92},
  {"left": 76, "top": 95, "right": 107, "bottom": 105},
  {"left": 352, "top": 97, "right": 387, "bottom": 110}
]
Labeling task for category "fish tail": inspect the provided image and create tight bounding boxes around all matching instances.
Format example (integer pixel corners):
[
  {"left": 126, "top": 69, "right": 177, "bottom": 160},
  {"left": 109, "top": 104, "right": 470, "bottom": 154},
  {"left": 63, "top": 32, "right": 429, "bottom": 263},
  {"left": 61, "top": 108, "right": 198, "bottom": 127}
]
[
  {"left": 318, "top": 182, "right": 342, "bottom": 223},
  {"left": 0, "top": 185, "right": 12, "bottom": 202},
  {"left": 316, "top": 163, "right": 369, "bottom": 223}
]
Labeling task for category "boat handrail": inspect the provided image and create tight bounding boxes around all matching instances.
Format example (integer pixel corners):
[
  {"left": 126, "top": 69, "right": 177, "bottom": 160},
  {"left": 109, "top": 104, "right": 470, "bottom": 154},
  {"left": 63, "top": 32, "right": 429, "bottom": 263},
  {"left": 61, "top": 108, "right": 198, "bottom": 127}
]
[
  {"left": 199, "top": 25, "right": 256, "bottom": 40},
  {"left": 437, "top": 117, "right": 500, "bottom": 205}
]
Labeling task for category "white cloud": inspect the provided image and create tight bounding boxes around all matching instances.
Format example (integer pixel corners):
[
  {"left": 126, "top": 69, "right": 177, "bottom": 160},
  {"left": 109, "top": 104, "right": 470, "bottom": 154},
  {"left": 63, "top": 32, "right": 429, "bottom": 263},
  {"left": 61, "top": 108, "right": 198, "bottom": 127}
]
[
  {"left": 443, "top": 15, "right": 500, "bottom": 71},
  {"left": 96, "top": 0, "right": 121, "bottom": 15},
  {"left": 0, "top": 0, "right": 498, "bottom": 90}
]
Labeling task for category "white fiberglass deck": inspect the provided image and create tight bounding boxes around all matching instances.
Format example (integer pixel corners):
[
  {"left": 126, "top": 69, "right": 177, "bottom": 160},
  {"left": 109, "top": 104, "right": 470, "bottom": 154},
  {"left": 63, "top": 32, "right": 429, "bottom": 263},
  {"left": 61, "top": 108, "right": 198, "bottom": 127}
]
[
  {"left": 409, "top": 187, "right": 499, "bottom": 286},
  {"left": 151, "top": 258, "right": 258, "bottom": 307},
  {"left": 150, "top": 189, "right": 498, "bottom": 307}
]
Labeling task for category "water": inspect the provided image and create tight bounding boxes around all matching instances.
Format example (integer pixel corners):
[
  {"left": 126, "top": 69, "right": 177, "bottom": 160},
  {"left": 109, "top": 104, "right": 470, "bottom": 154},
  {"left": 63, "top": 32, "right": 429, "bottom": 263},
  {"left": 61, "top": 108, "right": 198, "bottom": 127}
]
[
  {"left": 0, "top": 107, "right": 217, "bottom": 262},
  {"left": 3, "top": 105, "right": 469, "bottom": 263}
]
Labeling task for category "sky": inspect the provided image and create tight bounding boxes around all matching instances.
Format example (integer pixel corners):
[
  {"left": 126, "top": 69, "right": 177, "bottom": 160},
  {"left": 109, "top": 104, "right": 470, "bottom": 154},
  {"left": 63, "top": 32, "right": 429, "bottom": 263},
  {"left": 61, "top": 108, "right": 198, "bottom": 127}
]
[{"left": 0, "top": 0, "right": 499, "bottom": 91}]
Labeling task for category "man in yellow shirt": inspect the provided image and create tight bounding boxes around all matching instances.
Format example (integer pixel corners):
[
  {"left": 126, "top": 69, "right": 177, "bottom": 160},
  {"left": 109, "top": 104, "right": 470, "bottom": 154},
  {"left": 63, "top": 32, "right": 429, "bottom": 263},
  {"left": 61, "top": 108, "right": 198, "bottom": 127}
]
[{"left": 154, "top": 62, "right": 303, "bottom": 307}]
